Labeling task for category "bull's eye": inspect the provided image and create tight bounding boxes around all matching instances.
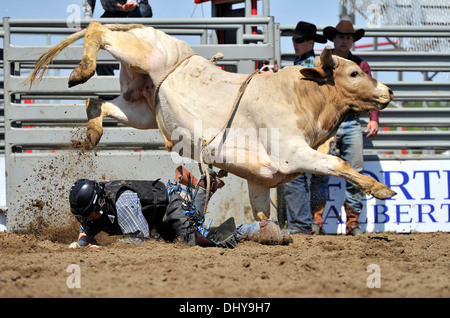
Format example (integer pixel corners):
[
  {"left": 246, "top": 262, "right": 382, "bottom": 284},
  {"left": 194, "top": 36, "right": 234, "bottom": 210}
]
[{"left": 350, "top": 71, "right": 359, "bottom": 78}]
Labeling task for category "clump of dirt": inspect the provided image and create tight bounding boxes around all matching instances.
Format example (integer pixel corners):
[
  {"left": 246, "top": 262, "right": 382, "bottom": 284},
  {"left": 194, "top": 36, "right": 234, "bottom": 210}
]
[{"left": 71, "top": 136, "right": 97, "bottom": 153}]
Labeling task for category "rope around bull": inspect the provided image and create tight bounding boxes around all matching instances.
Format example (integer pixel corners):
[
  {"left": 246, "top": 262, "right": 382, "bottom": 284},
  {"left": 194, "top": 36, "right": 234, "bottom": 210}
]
[
  {"left": 153, "top": 52, "right": 259, "bottom": 215},
  {"left": 153, "top": 52, "right": 199, "bottom": 109},
  {"left": 199, "top": 67, "right": 259, "bottom": 215}
]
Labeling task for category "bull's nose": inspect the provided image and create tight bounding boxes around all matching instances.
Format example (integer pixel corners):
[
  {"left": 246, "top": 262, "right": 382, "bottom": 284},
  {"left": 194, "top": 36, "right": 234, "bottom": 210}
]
[{"left": 389, "top": 89, "right": 394, "bottom": 98}]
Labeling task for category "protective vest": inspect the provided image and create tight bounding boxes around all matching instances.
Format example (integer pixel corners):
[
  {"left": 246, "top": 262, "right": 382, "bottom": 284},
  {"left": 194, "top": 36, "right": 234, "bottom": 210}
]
[{"left": 98, "top": 180, "right": 169, "bottom": 235}]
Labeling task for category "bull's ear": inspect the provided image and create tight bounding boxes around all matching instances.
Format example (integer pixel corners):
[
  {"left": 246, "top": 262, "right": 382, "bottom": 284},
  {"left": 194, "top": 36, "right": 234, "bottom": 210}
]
[{"left": 300, "top": 67, "right": 327, "bottom": 83}]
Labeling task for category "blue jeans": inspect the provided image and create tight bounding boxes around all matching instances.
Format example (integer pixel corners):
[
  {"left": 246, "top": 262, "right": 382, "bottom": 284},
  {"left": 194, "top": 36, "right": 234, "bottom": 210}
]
[
  {"left": 282, "top": 174, "right": 312, "bottom": 234},
  {"left": 320, "top": 116, "right": 364, "bottom": 214},
  {"left": 194, "top": 187, "right": 208, "bottom": 216},
  {"left": 281, "top": 170, "right": 330, "bottom": 233},
  {"left": 127, "top": 4, "right": 153, "bottom": 17}
]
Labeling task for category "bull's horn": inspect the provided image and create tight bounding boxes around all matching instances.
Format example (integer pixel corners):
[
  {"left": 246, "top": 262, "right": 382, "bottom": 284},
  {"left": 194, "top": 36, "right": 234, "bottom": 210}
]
[{"left": 320, "top": 46, "right": 337, "bottom": 68}]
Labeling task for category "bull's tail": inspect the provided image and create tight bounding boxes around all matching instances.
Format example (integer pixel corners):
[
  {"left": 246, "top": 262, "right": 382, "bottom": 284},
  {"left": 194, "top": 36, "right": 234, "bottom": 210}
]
[
  {"left": 24, "top": 28, "right": 88, "bottom": 88},
  {"left": 24, "top": 23, "right": 145, "bottom": 88}
]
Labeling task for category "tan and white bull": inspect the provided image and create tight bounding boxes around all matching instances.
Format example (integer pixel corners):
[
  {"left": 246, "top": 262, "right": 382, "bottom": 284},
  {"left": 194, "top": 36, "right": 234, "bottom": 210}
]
[{"left": 26, "top": 22, "right": 396, "bottom": 221}]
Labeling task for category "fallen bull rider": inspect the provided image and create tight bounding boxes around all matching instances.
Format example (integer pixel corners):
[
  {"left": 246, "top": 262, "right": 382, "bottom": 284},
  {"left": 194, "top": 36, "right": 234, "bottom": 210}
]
[{"left": 68, "top": 167, "right": 286, "bottom": 249}]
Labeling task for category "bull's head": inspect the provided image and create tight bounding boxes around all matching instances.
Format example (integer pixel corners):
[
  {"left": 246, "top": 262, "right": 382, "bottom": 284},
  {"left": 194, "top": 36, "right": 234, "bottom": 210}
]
[
  {"left": 299, "top": 46, "right": 337, "bottom": 85},
  {"left": 300, "top": 46, "right": 393, "bottom": 113}
]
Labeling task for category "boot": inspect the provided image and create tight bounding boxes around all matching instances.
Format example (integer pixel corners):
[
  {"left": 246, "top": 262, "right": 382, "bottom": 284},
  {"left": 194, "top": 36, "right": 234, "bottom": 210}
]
[
  {"left": 204, "top": 217, "right": 238, "bottom": 248},
  {"left": 312, "top": 207, "right": 325, "bottom": 235},
  {"left": 344, "top": 203, "right": 362, "bottom": 236},
  {"left": 175, "top": 165, "right": 225, "bottom": 193}
]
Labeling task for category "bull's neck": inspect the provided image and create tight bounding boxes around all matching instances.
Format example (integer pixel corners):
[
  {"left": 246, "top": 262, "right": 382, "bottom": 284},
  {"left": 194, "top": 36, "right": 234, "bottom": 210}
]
[
  {"left": 320, "top": 85, "right": 351, "bottom": 131},
  {"left": 309, "top": 85, "right": 351, "bottom": 147}
]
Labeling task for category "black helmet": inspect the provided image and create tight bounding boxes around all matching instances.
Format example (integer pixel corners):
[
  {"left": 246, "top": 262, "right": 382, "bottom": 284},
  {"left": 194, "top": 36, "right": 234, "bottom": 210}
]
[{"left": 69, "top": 179, "right": 104, "bottom": 217}]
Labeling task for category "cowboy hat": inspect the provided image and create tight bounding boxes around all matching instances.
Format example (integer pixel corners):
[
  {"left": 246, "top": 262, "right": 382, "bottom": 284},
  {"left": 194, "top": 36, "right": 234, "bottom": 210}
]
[
  {"left": 323, "top": 20, "right": 365, "bottom": 42},
  {"left": 282, "top": 21, "right": 327, "bottom": 44}
]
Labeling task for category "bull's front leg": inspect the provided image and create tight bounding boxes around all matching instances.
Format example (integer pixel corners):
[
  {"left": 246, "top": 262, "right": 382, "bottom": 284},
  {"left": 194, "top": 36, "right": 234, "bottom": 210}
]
[
  {"left": 331, "top": 158, "right": 396, "bottom": 199},
  {"left": 279, "top": 146, "right": 396, "bottom": 200}
]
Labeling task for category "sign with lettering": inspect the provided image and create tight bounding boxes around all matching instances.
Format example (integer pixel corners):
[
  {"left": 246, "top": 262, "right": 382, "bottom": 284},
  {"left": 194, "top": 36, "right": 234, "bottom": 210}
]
[{"left": 322, "top": 160, "right": 450, "bottom": 233}]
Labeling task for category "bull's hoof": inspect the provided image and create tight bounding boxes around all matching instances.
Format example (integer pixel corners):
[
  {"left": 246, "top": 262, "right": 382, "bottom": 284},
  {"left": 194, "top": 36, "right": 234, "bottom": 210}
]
[
  {"left": 68, "top": 69, "right": 90, "bottom": 88},
  {"left": 256, "top": 211, "right": 268, "bottom": 221},
  {"left": 85, "top": 125, "right": 103, "bottom": 150},
  {"left": 68, "top": 77, "right": 85, "bottom": 88},
  {"left": 371, "top": 183, "right": 397, "bottom": 200},
  {"left": 256, "top": 220, "right": 292, "bottom": 245},
  {"left": 70, "top": 126, "right": 102, "bottom": 151},
  {"left": 68, "top": 63, "right": 95, "bottom": 88}
]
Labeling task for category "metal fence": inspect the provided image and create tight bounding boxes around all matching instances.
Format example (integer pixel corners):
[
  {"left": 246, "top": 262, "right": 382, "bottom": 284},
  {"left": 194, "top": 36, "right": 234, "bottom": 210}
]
[{"left": 1, "top": 17, "right": 450, "bottom": 231}]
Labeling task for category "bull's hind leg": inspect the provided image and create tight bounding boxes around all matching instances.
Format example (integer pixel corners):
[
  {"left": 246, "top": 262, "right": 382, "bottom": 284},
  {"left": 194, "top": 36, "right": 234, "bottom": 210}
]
[
  {"left": 69, "top": 22, "right": 150, "bottom": 88},
  {"left": 69, "top": 22, "right": 106, "bottom": 87}
]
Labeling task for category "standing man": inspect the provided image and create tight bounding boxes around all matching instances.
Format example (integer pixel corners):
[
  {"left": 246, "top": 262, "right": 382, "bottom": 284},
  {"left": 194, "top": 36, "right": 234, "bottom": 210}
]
[
  {"left": 278, "top": 21, "right": 327, "bottom": 235},
  {"left": 312, "top": 20, "right": 380, "bottom": 236},
  {"left": 83, "top": 0, "right": 153, "bottom": 19}
]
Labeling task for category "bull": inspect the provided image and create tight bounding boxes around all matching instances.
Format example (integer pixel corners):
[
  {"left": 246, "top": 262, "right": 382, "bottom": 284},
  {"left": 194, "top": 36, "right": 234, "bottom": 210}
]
[{"left": 26, "top": 22, "right": 396, "bottom": 221}]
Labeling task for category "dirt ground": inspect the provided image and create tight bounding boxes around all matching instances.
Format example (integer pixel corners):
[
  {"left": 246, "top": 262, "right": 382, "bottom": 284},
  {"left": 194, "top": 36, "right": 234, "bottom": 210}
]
[{"left": 1, "top": 227, "right": 449, "bottom": 299}]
